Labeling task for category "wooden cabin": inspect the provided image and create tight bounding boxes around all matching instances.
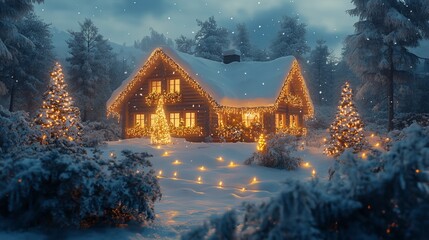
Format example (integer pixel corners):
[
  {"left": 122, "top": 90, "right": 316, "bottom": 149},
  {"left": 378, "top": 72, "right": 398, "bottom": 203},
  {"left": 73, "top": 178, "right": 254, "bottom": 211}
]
[{"left": 107, "top": 47, "right": 314, "bottom": 142}]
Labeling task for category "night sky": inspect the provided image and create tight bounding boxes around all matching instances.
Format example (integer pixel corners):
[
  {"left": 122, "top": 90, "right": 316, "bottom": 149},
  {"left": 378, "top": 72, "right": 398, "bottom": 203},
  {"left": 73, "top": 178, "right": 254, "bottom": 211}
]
[{"left": 34, "top": 0, "right": 357, "bottom": 56}]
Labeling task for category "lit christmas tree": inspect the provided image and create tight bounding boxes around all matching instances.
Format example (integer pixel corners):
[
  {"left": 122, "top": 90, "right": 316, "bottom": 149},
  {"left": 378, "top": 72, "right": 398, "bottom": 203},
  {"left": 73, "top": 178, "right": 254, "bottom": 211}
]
[
  {"left": 256, "top": 133, "right": 266, "bottom": 152},
  {"left": 324, "top": 82, "right": 365, "bottom": 156},
  {"left": 150, "top": 96, "right": 171, "bottom": 145},
  {"left": 34, "top": 62, "right": 82, "bottom": 144}
]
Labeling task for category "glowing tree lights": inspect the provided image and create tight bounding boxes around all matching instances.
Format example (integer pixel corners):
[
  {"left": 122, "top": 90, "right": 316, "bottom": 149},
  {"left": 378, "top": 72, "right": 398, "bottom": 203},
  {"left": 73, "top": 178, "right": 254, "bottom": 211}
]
[
  {"left": 256, "top": 133, "right": 266, "bottom": 152},
  {"left": 34, "top": 62, "right": 82, "bottom": 144},
  {"left": 150, "top": 96, "right": 172, "bottom": 145},
  {"left": 324, "top": 82, "right": 365, "bottom": 156}
]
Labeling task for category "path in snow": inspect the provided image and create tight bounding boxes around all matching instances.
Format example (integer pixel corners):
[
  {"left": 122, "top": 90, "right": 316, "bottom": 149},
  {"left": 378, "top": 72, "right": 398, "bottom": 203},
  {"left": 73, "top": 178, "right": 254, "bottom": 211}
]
[{"left": 100, "top": 138, "right": 334, "bottom": 239}]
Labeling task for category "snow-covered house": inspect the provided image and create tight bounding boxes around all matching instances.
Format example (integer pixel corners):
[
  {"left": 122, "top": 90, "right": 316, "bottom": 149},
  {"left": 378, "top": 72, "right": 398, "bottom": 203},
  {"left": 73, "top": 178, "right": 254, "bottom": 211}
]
[{"left": 107, "top": 47, "right": 314, "bottom": 141}]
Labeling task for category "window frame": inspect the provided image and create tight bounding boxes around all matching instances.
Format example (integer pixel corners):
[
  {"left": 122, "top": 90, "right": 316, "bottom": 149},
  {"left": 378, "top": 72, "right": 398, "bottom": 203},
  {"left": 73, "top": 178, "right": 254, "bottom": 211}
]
[
  {"left": 243, "top": 112, "right": 260, "bottom": 127},
  {"left": 135, "top": 113, "right": 145, "bottom": 127},
  {"left": 169, "top": 112, "right": 180, "bottom": 127},
  {"left": 168, "top": 78, "right": 180, "bottom": 93},
  {"left": 150, "top": 80, "right": 162, "bottom": 93},
  {"left": 185, "top": 112, "right": 196, "bottom": 127}
]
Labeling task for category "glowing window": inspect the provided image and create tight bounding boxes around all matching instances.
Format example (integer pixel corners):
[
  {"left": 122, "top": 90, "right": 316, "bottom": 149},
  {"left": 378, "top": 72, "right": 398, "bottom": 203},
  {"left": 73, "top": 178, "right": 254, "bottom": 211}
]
[
  {"left": 290, "top": 114, "right": 299, "bottom": 128},
  {"left": 169, "top": 79, "right": 180, "bottom": 93},
  {"left": 151, "top": 80, "right": 161, "bottom": 93},
  {"left": 170, "top": 112, "right": 180, "bottom": 127},
  {"left": 135, "top": 114, "right": 145, "bottom": 127},
  {"left": 275, "top": 113, "right": 286, "bottom": 128},
  {"left": 243, "top": 113, "right": 260, "bottom": 127},
  {"left": 185, "top": 112, "right": 196, "bottom": 127}
]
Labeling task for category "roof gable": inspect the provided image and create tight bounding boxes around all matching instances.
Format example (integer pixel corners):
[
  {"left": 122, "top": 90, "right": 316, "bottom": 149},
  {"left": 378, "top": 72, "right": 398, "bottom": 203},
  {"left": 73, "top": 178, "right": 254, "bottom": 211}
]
[{"left": 107, "top": 47, "right": 314, "bottom": 118}]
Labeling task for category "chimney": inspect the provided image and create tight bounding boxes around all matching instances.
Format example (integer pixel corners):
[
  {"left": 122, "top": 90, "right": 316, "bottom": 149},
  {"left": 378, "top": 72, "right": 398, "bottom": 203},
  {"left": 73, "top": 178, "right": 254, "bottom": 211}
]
[{"left": 222, "top": 49, "right": 241, "bottom": 64}]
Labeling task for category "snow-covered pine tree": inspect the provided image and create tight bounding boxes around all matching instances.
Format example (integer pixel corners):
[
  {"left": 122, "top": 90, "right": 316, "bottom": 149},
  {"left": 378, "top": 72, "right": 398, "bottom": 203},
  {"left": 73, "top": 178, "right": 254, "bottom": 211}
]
[
  {"left": 344, "top": 0, "right": 429, "bottom": 131},
  {"left": 66, "top": 18, "right": 113, "bottom": 122},
  {"left": 308, "top": 40, "right": 335, "bottom": 105},
  {"left": 175, "top": 35, "right": 195, "bottom": 54},
  {"left": 194, "top": 16, "right": 229, "bottom": 61},
  {"left": 270, "top": 16, "right": 310, "bottom": 59},
  {"left": 233, "top": 23, "right": 252, "bottom": 60},
  {"left": 134, "top": 28, "right": 174, "bottom": 51},
  {"left": 325, "top": 82, "right": 365, "bottom": 156},
  {"left": 150, "top": 96, "right": 171, "bottom": 145},
  {"left": 0, "top": 0, "right": 43, "bottom": 61},
  {"left": 34, "top": 62, "right": 82, "bottom": 144},
  {"left": 2, "top": 13, "right": 55, "bottom": 113}
]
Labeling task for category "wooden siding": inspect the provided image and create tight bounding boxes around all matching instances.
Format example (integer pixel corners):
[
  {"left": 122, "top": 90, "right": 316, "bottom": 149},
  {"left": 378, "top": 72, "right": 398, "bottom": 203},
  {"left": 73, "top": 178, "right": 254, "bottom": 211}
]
[{"left": 122, "top": 59, "right": 214, "bottom": 138}]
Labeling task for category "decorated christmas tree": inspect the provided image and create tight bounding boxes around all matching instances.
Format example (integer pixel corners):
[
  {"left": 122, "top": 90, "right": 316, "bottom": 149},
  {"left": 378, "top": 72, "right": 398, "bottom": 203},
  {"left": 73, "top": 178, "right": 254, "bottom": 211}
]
[
  {"left": 34, "top": 62, "right": 82, "bottom": 144},
  {"left": 150, "top": 96, "right": 171, "bottom": 145},
  {"left": 256, "top": 133, "right": 266, "bottom": 152},
  {"left": 324, "top": 82, "right": 365, "bottom": 156}
]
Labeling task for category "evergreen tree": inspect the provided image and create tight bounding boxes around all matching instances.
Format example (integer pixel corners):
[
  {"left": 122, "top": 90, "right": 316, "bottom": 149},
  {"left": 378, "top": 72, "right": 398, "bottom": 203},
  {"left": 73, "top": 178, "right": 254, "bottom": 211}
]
[
  {"left": 324, "top": 82, "right": 365, "bottom": 156},
  {"left": 134, "top": 28, "right": 174, "bottom": 52},
  {"left": 0, "top": 0, "right": 43, "bottom": 61},
  {"left": 270, "top": 16, "right": 310, "bottom": 59},
  {"left": 232, "top": 23, "right": 252, "bottom": 60},
  {"left": 308, "top": 40, "right": 335, "bottom": 105},
  {"left": 175, "top": 35, "right": 195, "bottom": 54},
  {"left": 194, "top": 16, "right": 229, "bottom": 61},
  {"left": 66, "top": 19, "right": 113, "bottom": 122},
  {"left": 34, "top": 62, "right": 82, "bottom": 144},
  {"left": 150, "top": 96, "right": 171, "bottom": 145},
  {"left": 344, "top": 0, "right": 429, "bottom": 131},
  {"left": 2, "top": 13, "right": 55, "bottom": 114}
]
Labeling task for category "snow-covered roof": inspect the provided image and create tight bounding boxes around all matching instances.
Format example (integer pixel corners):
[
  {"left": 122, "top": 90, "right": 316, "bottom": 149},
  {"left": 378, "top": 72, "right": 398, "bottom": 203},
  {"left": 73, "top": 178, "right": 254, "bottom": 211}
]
[{"left": 107, "top": 46, "right": 299, "bottom": 112}]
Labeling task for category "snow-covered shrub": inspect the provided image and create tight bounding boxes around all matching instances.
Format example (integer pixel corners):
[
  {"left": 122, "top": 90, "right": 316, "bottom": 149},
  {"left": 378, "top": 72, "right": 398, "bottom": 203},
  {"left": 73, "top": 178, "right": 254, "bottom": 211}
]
[
  {"left": 0, "top": 148, "right": 161, "bottom": 229},
  {"left": 0, "top": 106, "right": 37, "bottom": 153},
  {"left": 181, "top": 210, "right": 237, "bottom": 240},
  {"left": 393, "top": 113, "right": 429, "bottom": 129},
  {"left": 245, "top": 134, "right": 302, "bottom": 170},
  {"left": 184, "top": 124, "right": 429, "bottom": 239},
  {"left": 81, "top": 121, "right": 121, "bottom": 147}
]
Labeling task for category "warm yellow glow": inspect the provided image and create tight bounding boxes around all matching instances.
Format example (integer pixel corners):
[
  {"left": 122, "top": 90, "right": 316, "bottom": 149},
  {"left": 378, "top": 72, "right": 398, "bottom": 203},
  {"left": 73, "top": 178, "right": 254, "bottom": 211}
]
[
  {"left": 256, "top": 134, "right": 266, "bottom": 152},
  {"left": 323, "top": 138, "right": 327, "bottom": 142},
  {"left": 151, "top": 96, "right": 172, "bottom": 145},
  {"left": 362, "top": 152, "right": 367, "bottom": 159},
  {"left": 251, "top": 177, "right": 257, "bottom": 184},
  {"left": 163, "top": 151, "right": 169, "bottom": 156},
  {"left": 229, "top": 161, "right": 236, "bottom": 167},
  {"left": 375, "top": 142, "right": 380, "bottom": 147},
  {"left": 199, "top": 166, "right": 206, "bottom": 171},
  {"left": 241, "top": 187, "right": 246, "bottom": 192},
  {"left": 416, "top": 169, "right": 420, "bottom": 174},
  {"left": 303, "top": 162, "right": 310, "bottom": 168},
  {"left": 312, "top": 169, "right": 316, "bottom": 177},
  {"left": 172, "top": 160, "right": 181, "bottom": 165},
  {"left": 385, "top": 137, "right": 390, "bottom": 142},
  {"left": 107, "top": 48, "right": 314, "bottom": 127},
  {"left": 370, "top": 133, "right": 375, "bottom": 138},
  {"left": 217, "top": 156, "right": 224, "bottom": 161},
  {"left": 197, "top": 176, "right": 202, "bottom": 183},
  {"left": 156, "top": 146, "right": 161, "bottom": 149},
  {"left": 158, "top": 170, "right": 163, "bottom": 177},
  {"left": 218, "top": 181, "right": 223, "bottom": 187},
  {"left": 173, "top": 171, "right": 177, "bottom": 178}
]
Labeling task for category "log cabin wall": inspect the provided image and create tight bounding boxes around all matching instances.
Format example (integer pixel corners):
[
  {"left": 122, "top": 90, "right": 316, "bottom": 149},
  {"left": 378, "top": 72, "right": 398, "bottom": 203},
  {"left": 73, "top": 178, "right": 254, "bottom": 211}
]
[{"left": 123, "top": 59, "right": 214, "bottom": 139}]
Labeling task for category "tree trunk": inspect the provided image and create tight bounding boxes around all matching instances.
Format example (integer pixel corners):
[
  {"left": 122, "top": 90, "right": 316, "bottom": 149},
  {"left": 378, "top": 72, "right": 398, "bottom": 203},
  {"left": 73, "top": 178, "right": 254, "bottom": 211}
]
[{"left": 387, "top": 46, "right": 394, "bottom": 132}]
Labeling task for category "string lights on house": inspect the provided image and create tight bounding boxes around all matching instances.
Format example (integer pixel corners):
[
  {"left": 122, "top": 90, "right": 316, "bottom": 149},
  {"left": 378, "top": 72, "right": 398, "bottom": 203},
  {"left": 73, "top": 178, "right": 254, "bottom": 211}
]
[{"left": 107, "top": 48, "right": 314, "bottom": 138}]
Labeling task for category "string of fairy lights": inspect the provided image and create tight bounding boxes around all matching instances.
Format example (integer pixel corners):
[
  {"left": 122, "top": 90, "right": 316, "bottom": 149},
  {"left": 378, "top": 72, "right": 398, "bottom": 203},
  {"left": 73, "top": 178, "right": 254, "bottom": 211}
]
[
  {"left": 107, "top": 48, "right": 314, "bottom": 122},
  {"left": 108, "top": 143, "right": 318, "bottom": 193}
]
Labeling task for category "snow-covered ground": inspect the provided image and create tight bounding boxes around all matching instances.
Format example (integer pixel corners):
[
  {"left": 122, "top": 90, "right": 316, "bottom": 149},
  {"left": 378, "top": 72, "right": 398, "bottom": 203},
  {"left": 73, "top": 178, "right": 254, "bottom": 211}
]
[{"left": 0, "top": 137, "right": 334, "bottom": 240}]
